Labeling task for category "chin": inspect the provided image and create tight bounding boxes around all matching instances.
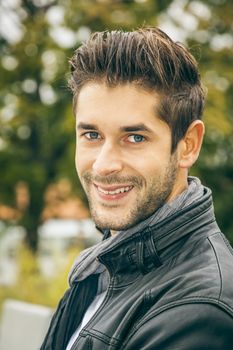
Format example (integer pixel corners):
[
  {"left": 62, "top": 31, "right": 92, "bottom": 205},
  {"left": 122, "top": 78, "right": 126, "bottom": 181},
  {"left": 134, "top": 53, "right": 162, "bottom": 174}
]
[
  {"left": 92, "top": 215, "right": 137, "bottom": 232},
  {"left": 94, "top": 221, "right": 125, "bottom": 232}
]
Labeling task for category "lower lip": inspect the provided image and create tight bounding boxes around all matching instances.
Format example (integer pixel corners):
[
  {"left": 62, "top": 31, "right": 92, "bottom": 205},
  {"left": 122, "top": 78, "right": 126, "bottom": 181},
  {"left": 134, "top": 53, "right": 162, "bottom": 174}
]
[{"left": 94, "top": 185, "right": 133, "bottom": 201}]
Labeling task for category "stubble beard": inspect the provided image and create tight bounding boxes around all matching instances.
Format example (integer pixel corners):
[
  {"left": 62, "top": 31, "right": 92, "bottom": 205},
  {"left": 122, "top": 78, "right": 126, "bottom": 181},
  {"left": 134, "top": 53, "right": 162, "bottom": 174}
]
[{"left": 80, "top": 155, "right": 178, "bottom": 231}]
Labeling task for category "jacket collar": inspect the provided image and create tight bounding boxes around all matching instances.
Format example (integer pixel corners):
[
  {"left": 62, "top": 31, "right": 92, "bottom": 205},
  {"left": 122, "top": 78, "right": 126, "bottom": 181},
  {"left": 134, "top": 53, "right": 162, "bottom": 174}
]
[
  {"left": 69, "top": 178, "right": 215, "bottom": 285},
  {"left": 98, "top": 187, "right": 219, "bottom": 275}
]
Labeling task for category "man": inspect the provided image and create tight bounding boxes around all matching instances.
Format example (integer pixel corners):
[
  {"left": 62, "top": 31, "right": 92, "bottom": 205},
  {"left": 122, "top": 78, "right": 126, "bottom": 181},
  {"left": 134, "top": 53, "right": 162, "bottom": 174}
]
[{"left": 41, "top": 27, "right": 233, "bottom": 349}]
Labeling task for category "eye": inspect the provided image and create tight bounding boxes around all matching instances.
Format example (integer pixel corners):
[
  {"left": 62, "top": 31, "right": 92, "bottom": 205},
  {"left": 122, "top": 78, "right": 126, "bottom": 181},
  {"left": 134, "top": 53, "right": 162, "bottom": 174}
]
[
  {"left": 84, "top": 132, "right": 101, "bottom": 140},
  {"left": 127, "top": 134, "right": 145, "bottom": 143}
]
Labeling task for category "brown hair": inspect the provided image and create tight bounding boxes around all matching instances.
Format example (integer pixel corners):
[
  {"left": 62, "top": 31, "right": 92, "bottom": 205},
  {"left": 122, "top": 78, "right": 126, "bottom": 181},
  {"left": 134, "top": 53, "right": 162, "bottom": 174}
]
[{"left": 69, "top": 27, "right": 205, "bottom": 152}]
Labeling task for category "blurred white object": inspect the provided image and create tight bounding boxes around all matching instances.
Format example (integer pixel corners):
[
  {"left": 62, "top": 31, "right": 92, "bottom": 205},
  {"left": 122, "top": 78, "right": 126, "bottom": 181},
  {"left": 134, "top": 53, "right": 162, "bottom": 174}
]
[
  {"left": 38, "top": 218, "right": 98, "bottom": 240},
  {"left": 38, "top": 219, "right": 101, "bottom": 277},
  {"left": 0, "top": 225, "right": 25, "bottom": 286},
  {"left": 0, "top": 299, "right": 53, "bottom": 350}
]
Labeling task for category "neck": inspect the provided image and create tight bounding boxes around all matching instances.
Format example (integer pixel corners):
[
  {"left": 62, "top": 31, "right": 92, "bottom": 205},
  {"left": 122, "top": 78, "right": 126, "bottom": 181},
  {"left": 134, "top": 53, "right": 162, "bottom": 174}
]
[{"left": 111, "top": 230, "right": 119, "bottom": 236}]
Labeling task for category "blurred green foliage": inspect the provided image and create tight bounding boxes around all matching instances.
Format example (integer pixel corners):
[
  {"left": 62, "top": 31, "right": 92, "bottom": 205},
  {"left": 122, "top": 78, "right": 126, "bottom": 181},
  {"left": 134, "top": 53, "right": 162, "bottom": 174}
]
[
  {"left": 0, "top": 0, "right": 232, "bottom": 249},
  {"left": 0, "top": 244, "right": 80, "bottom": 312}
]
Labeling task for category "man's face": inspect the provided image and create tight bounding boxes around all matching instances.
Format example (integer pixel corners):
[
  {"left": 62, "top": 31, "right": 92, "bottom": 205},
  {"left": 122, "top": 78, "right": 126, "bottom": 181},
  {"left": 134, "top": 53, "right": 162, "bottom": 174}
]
[{"left": 75, "top": 83, "right": 184, "bottom": 231}]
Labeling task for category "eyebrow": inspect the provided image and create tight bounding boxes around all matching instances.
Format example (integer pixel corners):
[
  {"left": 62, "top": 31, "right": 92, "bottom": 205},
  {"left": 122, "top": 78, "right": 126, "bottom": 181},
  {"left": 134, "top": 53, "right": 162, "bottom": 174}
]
[
  {"left": 119, "top": 123, "right": 153, "bottom": 133},
  {"left": 77, "top": 122, "right": 153, "bottom": 133},
  {"left": 77, "top": 122, "right": 99, "bottom": 130}
]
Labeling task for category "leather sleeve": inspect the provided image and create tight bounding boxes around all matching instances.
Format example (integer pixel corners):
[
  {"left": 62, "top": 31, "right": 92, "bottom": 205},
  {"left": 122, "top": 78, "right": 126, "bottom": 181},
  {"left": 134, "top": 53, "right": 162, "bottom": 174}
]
[{"left": 123, "top": 303, "right": 233, "bottom": 350}]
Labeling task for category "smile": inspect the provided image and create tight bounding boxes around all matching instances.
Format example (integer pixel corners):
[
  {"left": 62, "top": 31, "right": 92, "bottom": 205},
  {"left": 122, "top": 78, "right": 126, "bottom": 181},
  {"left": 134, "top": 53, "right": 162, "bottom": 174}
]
[
  {"left": 97, "top": 185, "right": 133, "bottom": 195},
  {"left": 93, "top": 183, "right": 134, "bottom": 200}
]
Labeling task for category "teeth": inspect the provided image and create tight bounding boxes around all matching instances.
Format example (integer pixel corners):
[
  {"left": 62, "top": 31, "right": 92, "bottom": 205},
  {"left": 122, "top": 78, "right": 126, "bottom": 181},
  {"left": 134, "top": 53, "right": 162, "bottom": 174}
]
[{"left": 97, "top": 186, "right": 132, "bottom": 195}]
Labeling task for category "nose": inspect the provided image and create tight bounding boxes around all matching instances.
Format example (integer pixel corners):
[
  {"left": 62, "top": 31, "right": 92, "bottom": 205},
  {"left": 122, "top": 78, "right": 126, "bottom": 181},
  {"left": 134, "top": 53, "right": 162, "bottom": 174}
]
[{"left": 92, "top": 142, "right": 123, "bottom": 177}]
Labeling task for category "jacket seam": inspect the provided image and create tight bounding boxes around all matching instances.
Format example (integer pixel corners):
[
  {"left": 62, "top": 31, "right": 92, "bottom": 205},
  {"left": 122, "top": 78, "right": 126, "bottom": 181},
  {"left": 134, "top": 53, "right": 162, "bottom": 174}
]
[
  {"left": 207, "top": 236, "right": 223, "bottom": 302},
  {"left": 136, "top": 297, "right": 233, "bottom": 328},
  {"left": 122, "top": 298, "right": 233, "bottom": 348},
  {"left": 80, "top": 328, "right": 119, "bottom": 345},
  {"left": 87, "top": 335, "right": 92, "bottom": 350}
]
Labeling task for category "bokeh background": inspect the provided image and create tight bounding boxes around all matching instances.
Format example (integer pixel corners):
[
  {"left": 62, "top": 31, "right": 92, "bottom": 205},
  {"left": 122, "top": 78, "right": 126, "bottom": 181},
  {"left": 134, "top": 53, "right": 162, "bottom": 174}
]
[{"left": 0, "top": 0, "right": 232, "bottom": 312}]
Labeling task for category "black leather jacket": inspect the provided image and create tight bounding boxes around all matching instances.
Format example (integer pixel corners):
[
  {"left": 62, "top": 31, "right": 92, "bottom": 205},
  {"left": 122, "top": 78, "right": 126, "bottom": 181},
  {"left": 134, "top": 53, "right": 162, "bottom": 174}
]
[{"left": 45, "top": 187, "right": 233, "bottom": 349}]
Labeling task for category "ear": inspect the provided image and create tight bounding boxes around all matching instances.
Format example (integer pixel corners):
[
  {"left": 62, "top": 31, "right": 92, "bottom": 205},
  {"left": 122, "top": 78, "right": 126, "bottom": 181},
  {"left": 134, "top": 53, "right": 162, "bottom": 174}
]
[{"left": 178, "top": 120, "right": 205, "bottom": 169}]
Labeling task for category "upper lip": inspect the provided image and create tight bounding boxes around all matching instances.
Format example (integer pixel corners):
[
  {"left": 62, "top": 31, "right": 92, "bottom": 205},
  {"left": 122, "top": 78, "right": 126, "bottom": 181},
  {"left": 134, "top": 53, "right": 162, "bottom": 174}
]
[{"left": 93, "top": 183, "right": 133, "bottom": 191}]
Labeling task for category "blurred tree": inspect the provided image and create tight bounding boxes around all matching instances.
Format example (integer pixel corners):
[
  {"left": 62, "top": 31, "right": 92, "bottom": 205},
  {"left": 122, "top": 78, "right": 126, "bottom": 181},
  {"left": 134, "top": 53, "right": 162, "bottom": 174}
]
[
  {"left": 185, "top": 0, "right": 233, "bottom": 241},
  {"left": 0, "top": 0, "right": 232, "bottom": 250},
  {"left": 0, "top": 1, "right": 77, "bottom": 250}
]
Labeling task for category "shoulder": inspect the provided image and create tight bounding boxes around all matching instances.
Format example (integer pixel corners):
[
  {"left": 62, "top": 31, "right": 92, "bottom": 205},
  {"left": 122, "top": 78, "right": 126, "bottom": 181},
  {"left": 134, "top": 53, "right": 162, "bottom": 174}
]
[
  {"left": 207, "top": 231, "right": 233, "bottom": 307},
  {"left": 124, "top": 302, "right": 233, "bottom": 350},
  {"left": 169, "top": 230, "right": 233, "bottom": 308},
  {"left": 146, "top": 230, "right": 233, "bottom": 311}
]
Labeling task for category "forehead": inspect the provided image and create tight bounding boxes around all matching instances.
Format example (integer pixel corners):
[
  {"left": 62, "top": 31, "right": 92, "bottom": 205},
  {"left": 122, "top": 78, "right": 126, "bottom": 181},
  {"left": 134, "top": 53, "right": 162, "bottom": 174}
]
[{"left": 75, "top": 82, "right": 163, "bottom": 126}]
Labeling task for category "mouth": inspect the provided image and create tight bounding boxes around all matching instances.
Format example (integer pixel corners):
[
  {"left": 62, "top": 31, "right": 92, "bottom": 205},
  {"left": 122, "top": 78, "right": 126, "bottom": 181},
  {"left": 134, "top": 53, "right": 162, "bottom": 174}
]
[{"left": 93, "top": 183, "right": 134, "bottom": 200}]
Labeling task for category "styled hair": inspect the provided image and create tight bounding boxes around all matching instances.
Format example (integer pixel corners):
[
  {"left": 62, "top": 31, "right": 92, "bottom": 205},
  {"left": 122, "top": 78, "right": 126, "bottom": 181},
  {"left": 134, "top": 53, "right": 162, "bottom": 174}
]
[{"left": 69, "top": 27, "right": 205, "bottom": 152}]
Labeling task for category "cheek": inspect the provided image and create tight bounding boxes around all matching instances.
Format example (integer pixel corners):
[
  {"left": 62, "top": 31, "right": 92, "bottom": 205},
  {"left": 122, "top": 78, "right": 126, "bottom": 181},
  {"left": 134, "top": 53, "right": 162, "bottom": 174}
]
[
  {"left": 136, "top": 151, "right": 171, "bottom": 179},
  {"left": 75, "top": 144, "right": 79, "bottom": 167},
  {"left": 75, "top": 144, "right": 95, "bottom": 176},
  {"left": 75, "top": 145, "right": 84, "bottom": 175},
  {"left": 136, "top": 150, "right": 163, "bottom": 168}
]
